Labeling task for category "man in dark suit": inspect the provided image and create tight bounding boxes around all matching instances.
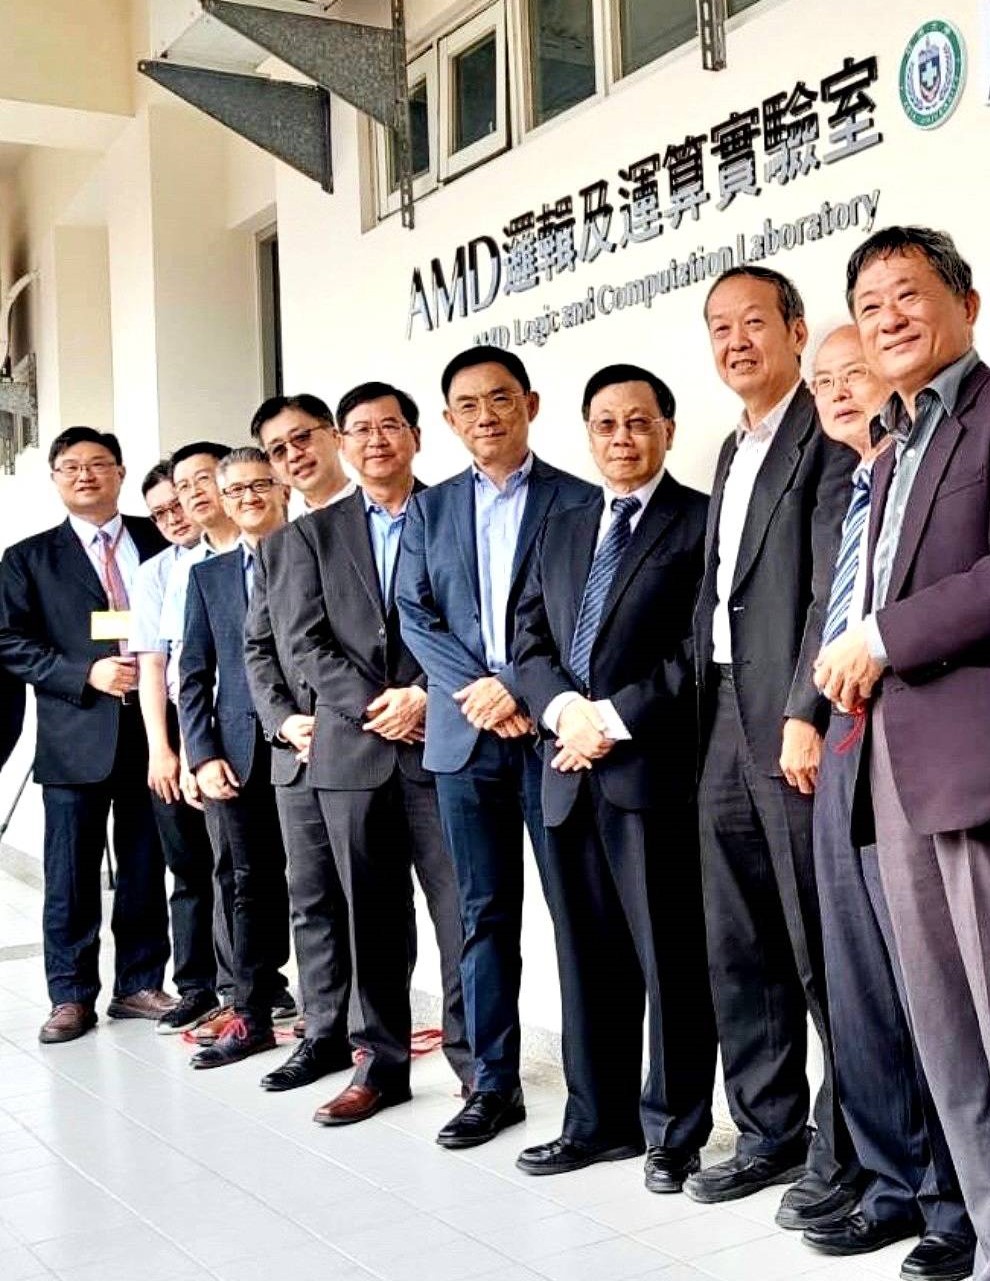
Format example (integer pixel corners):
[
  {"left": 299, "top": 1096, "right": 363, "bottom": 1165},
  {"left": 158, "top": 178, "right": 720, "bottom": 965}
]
[
  {"left": 815, "top": 226, "right": 990, "bottom": 1281},
  {"left": 397, "top": 346, "right": 595, "bottom": 1148},
  {"left": 282, "top": 380, "right": 471, "bottom": 1124},
  {"left": 512, "top": 364, "right": 716, "bottom": 1189},
  {"left": 0, "top": 662, "right": 24, "bottom": 772},
  {"left": 179, "top": 447, "right": 293, "bottom": 1068},
  {"left": 0, "top": 426, "right": 173, "bottom": 1043},
  {"left": 688, "top": 268, "right": 857, "bottom": 1225}
]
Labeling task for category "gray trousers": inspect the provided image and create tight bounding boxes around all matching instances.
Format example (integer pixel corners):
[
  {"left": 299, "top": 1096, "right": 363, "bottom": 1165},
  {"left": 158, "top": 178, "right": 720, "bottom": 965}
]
[{"left": 871, "top": 696, "right": 990, "bottom": 1277}]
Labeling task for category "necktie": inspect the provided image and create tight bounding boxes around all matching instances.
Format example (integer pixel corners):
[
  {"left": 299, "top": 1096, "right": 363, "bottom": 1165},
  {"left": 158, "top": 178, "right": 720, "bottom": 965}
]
[
  {"left": 569, "top": 495, "right": 641, "bottom": 687},
  {"left": 822, "top": 468, "right": 871, "bottom": 645},
  {"left": 98, "top": 529, "right": 130, "bottom": 655},
  {"left": 243, "top": 549, "right": 255, "bottom": 602}
]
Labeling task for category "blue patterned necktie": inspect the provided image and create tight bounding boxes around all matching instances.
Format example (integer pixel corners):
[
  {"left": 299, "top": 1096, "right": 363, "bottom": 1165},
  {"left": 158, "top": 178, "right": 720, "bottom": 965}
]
[
  {"left": 569, "top": 495, "right": 641, "bottom": 686},
  {"left": 822, "top": 467, "right": 872, "bottom": 645}
]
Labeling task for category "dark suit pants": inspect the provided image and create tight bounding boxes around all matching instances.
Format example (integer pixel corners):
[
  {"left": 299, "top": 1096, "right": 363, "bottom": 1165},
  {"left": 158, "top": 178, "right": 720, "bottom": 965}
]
[
  {"left": 815, "top": 710, "right": 970, "bottom": 1237},
  {"left": 41, "top": 704, "right": 169, "bottom": 1005},
  {"left": 203, "top": 800, "right": 236, "bottom": 1002},
  {"left": 149, "top": 705, "right": 217, "bottom": 997},
  {"left": 872, "top": 696, "right": 990, "bottom": 1277},
  {"left": 206, "top": 749, "right": 290, "bottom": 1024},
  {"left": 433, "top": 733, "right": 548, "bottom": 1094},
  {"left": 316, "top": 769, "right": 418, "bottom": 1093},
  {"left": 698, "top": 674, "right": 852, "bottom": 1180},
  {"left": 275, "top": 776, "right": 350, "bottom": 1047},
  {"left": 545, "top": 776, "right": 715, "bottom": 1151}
]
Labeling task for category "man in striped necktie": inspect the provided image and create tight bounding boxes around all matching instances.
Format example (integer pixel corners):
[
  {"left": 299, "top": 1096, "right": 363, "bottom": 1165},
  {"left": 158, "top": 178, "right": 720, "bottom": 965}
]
[{"left": 802, "top": 325, "right": 974, "bottom": 1278}]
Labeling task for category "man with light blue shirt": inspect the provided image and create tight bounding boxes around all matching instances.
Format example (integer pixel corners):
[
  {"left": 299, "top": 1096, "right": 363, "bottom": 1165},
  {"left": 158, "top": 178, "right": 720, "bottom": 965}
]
[{"left": 397, "top": 346, "right": 595, "bottom": 1149}]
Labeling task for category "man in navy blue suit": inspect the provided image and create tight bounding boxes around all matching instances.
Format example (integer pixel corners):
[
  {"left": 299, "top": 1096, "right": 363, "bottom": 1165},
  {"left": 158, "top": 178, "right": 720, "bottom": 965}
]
[
  {"left": 179, "top": 447, "right": 293, "bottom": 1069},
  {"left": 396, "top": 346, "right": 595, "bottom": 1148},
  {"left": 0, "top": 663, "right": 24, "bottom": 773}
]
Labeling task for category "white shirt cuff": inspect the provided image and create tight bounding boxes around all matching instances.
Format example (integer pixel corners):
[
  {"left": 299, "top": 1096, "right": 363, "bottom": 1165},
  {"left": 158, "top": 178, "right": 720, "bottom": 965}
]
[
  {"left": 863, "top": 613, "right": 889, "bottom": 667},
  {"left": 543, "top": 691, "right": 581, "bottom": 735},
  {"left": 542, "top": 692, "right": 631, "bottom": 741}
]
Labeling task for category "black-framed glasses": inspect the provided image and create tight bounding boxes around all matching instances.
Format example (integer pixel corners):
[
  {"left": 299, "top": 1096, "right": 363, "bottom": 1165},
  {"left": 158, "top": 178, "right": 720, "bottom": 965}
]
[
  {"left": 221, "top": 478, "right": 278, "bottom": 500},
  {"left": 264, "top": 425, "right": 328, "bottom": 463},
  {"left": 149, "top": 500, "right": 185, "bottom": 525}
]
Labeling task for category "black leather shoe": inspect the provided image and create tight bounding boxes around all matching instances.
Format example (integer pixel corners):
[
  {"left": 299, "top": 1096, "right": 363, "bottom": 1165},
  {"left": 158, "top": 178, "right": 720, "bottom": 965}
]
[
  {"left": 776, "top": 1171, "right": 861, "bottom": 1229},
  {"left": 259, "top": 1038, "right": 353, "bottom": 1091},
  {"left": 436, "top": 1088, "right": 526, "bottom": 1149},
  {"left": 517, "top": 1135, "right": 644, "bottom": 1176},
  {"left": 644, "top": 1147, "right": 701, "bottom": 1194},
  {"left": 684, "top": 1149, "right": 807, "bottom": 1204},
  {"left": 900, "top": 1232, "right": 976, "bottom": 1281},
  {"left": 803, "top": 1211, "right": 918, "bottom": 1256},
  {"left": 189, "top": 1014, "right": 276, "bottom": 1069}
]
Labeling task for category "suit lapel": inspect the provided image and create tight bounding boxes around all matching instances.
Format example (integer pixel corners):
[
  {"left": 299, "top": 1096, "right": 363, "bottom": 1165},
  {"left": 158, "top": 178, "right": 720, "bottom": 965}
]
[
  {"left": 886, "top": 412, "right": 965, "bottom": 602},
  {"left": 510, "top": 458, "right": 554, "bottom": 590},
  {"left": 450, "top": 470, "right": 481, "bottom": 607},
  {"left": 56, "top": 519, "right": 108, "bottom": 609},
  {"left": 598, "top": 475, "right": 679, "bottom": 630},
  {"left": 562, "top": 495, "right": 602, "bottom": 641},
  {"left": 338, "top": 493, "right": 385, "bottom": 618}
]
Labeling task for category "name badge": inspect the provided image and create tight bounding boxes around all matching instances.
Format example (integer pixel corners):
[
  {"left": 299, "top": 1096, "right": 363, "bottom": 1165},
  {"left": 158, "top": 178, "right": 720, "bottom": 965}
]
[{"left": 91, "top": 610, "right": 132, "bottom": 641}]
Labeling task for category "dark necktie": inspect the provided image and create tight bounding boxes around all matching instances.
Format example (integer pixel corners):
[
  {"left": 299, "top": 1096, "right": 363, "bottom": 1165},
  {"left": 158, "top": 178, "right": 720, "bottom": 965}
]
[
  {"left": 569, "top": 495, "right": 641, "bottom": 687},
  {"left": 822, "top": 468, "right": 871, "bottom": 645}
]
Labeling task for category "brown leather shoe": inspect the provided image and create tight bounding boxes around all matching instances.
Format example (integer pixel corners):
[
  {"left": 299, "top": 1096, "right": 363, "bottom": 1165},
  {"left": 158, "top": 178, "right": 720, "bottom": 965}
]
[
  {"left": 106, "top": 989, "right": 178, "bottom": 1021},
  {"left": 192, "top": 1005, "right": 236, "bottom": 1044},
  {"left": 313, "top": 1081, "right": 411, "bottom": 1126},
  {"left": 39, "top": 1003, "right": 97, "bottom": 1044}
]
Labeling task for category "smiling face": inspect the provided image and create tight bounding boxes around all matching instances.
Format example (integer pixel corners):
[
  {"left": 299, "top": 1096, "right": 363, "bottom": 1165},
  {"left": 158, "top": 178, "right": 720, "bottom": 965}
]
[
  {"left": 51, "top": 441, "right": 124, "bottom": 523},
  {"left": 257, "top": 407, "right": 341, "bottom": 499},
  {"left": 444, "top": 361, "right": 538, "bottom": 474},
  {"left": 851, "top": 247, "right": 980, "bottom": 402},
  {"left": 586, "top": 381, "right": 675, "bottom": 494},
  {"left": 218, "top": 459, "right": 288, "bottom": 540},
  {"left": 338, "top": 394, "right": 420, "bottom": 488},
  {"left": 706, "top": 275, "right": 807, "bottom": 418},
  {"left": 172, "top": 453, "right": 227, "bottom": 530},
  {"left": 811, "top": 325, "right": 891, "bottom": 457},
  {"left": 145, "top": 478, "right": 198, "bottom": 548}
]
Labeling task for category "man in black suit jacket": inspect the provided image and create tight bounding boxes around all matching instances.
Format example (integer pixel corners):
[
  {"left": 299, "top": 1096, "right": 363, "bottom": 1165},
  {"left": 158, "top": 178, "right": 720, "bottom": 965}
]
[
  {"left": 0, "top": 427, "right": 172, "bottom": 1044},
  {"left": 283, "top": 381, "right": 470, "bottom": 1125},
  {"left": 689, "top": 268, "right": 857, "bottom": 1222},
  {"left": 513, "top": 364, "right": 716, "bottom": 1190},
  {"left": 179, "top": 448, "right": 293, "bottom": 1068},
  {"left": 0, "top": 662, "right": 24, "bottom": 772}
]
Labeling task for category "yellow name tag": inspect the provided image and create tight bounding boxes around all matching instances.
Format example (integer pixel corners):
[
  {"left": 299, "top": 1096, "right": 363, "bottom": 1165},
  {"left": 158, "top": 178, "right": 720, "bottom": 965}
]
[{"left": 91, "top": 610, "right": 132, "bottom": 641}]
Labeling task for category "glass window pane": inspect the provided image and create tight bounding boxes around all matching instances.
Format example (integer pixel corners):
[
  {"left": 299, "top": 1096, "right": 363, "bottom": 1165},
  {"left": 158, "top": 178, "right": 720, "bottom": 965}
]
[
  {"left": 529, "top": 0, "right": 596, "bottom": 127},
  {"left": 453, "top": 33, "right": 497, "bottom": 152},
  {"left": 728, "top": 0, "right": 761, "bottom": 12},
  {"left": 388, "top": 78, "right": 430, "bottom": 193},
  {"left": 619, "top": 0, "right": 696, "bottom": 76}
]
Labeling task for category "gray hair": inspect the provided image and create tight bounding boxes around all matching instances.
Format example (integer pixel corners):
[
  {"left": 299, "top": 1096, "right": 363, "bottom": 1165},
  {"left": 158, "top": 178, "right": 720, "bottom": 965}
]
[
  {"left": 703, "top": 265, "right": 805, "bottom": 326},
  {"left": 846, "top": 226, "right": 973, "bottom": 312},
  {"left": 216, "top": 445, "right": 270, "bottom": 486}
]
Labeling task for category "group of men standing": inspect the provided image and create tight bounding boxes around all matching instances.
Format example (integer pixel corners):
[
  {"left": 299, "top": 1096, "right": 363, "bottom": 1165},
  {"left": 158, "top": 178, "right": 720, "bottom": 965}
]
[{"left": 0, "top": 223, "right": 988, "bottom": 1281}]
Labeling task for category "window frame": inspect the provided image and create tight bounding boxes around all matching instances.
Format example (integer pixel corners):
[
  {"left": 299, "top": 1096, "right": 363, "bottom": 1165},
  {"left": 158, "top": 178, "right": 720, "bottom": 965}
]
[
  {"left": 438, "top": 2, "right": 510, "bottom": 182},
  {"left": 517, "top": 0, "right": 605, "bottom": 136},
  {"left": 375, "top": 48, "right": 439, "bottom": 220}
]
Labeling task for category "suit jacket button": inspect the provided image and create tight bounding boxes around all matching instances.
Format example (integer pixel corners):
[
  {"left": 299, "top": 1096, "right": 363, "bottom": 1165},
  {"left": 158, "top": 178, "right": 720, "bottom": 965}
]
[{"left": 378, "top": 626, "right": 386, "bottom": 638}]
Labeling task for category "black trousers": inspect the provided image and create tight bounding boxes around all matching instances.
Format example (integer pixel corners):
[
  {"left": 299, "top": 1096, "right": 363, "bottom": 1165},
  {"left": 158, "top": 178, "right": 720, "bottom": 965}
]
[
  {"left": 698, "top": 674, "right": 853, "bottom": 1181},
  {"left": 205, "top": 733, "right": 290, "bottom": 1025},
  {"left": 815, "top": 710, "right": 971, "bottom": 1237},
  {"left": 544, "top": 776, "right": 716, "bottom": 1151},
  {"left": 274, "top": 776, "right": 350, "bottom": 1046},
  {"left": 41, "top": 703, "right": 169, "bottom": 1005},
  {"left": 150, "top": 704, "right": 216, "bottom": 996}
]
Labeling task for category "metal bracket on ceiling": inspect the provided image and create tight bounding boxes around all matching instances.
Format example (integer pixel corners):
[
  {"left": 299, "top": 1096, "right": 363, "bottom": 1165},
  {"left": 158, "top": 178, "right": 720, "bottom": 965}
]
[
  {"left": 200, "top": 0, "right": 414, "bottom": 226},
  {"left": 699, "top": 0, "right": 727, "bottom": 70},
  {"left": 138, "top": 60, "right": 333, "bottom": 191}
]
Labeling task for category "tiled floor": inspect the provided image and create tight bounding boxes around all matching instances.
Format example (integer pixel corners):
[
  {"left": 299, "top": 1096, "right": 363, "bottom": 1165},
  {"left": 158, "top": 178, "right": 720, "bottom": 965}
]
[{"left": 0, "top": 865, "right": 949, "bottom": 1281}]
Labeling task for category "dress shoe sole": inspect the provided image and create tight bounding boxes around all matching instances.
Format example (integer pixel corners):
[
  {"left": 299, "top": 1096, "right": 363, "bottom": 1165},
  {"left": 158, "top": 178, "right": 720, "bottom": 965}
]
[
  {"left": 900, "top": 1257, "right": 975, "bottom": 1281},
  {"left": 436, "top": 1104, "right": 527, "bottom": 1150},
  {"left": 517, "top": 1142, "right": 644, "bottom": 1177},
  {"left": 38, "top": 1016, "right": 97, "bottom": 1045},
  {"left": 313, "top": 1090, "right": 411, "bottom": 1126},
  {"left": 684, "top": 1161, "right": 807, "bottom": 1204},
  {"left": 107, "top": 1002, "right": 174, "bottom": 1021},
  {"left": 802, "top": 1225, "right": 918, "bottom": 1257}
]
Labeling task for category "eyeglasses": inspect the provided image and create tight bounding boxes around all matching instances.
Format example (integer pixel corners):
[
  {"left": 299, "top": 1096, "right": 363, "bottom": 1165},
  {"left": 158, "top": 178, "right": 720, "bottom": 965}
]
[
  {"left": 588, "top": 416, "right": 666, "bottom": 437},
  {"left": 340, "top": 419, "right": 408, "bottom": 442},
  {"left": 809, "top": 365, "right": 872, "bottom": 397},
  {"left": 221, "top": 478, "right": 278, "bottom": 501},
  {"left": 53, "top": 459, "right": 117, "bottom": 478},
  {"left": 149, "top": 500, "right": 186, "bottom": 525},
  {"left": 449, "top": 391, "right": 525, "bottom": 423},
  {"left": 174, "top": 470, "right": 218, "bottom": 497},
  {"left": 264, "top": 426, "right": 327, "bottom": 463}
]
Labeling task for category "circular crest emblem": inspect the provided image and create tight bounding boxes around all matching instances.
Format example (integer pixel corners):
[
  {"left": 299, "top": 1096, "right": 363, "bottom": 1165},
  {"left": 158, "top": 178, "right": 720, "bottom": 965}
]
[{"left": 900, "top": 20, "right": 966, "bottom": 129}]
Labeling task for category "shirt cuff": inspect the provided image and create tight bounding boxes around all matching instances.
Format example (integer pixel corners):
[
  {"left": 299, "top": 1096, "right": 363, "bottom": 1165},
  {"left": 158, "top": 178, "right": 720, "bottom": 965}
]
[
  {"left": 863, "top": 613, "right": 889, "bottom": 667},
  {"left": 594, "top": 699, "right": 631, "bottom": 742},
  {"left": 543, "top": 691, "right": 581, "bottom": 735}
]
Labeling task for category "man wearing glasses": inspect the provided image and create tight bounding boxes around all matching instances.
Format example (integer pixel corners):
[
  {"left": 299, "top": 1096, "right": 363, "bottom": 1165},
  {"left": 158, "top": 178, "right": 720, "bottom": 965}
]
[
  {"left": 397, "top": 346, "right": 594, "bottom": 1148},
  {"left": 129, "top": 461, "right": 219, "bottom": 1034},
  {"left": 179, "top": 448, "right": 294, "bottom": 1068},
  {"left": 512, "top": 364, "right": 716, "bottom": 1188},
  {"left": 250, "top": 392, "right": 355, "bottom": 516},
  {"left": 0, "top": 427, "right": 172, "bottom": 1044}
]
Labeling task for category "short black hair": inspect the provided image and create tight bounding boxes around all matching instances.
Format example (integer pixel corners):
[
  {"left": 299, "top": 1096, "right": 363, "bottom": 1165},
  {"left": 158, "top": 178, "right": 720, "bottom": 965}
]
[
  {"left": 336, "top": 381, "right": 420, "bottom": 430},
  {"left": 48, "top": 426, "right": 122, "bottom": 469},
  {"left": 845, "top": 225, "right": 974, "bottom": 313},
  {"left": 441, "top": 346, "right": 531, "bottom": 400},
  {"left": 141, "top": 459, "right": 173, "bottom": 497},
  {"left": 581, "top": 364, "right": 676, "bottom": 421},
  {"left": 250, "top": 393, "right": 335, "bottom": 439},
  {"left": 704, "top": 265, "right": 805, "bottom": 326},
  {"left": 169, "top": 441, "right": 232, "bottom": 475}
]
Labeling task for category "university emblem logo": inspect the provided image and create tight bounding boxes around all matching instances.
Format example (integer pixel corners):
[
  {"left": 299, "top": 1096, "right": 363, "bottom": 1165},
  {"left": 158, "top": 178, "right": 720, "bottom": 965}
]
[{"left": 900, "top": 20, "right": 965, "bottom": 128}]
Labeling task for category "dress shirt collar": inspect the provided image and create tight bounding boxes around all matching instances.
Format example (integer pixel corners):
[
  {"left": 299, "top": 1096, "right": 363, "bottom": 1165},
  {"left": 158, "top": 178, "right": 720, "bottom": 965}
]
[
  {"left": 471, "top": 451, "right": 533, "bottom": 493},
  {"left": 878, "top": 347, "right": 980, "bottom": 442},
  {"left": 68, "top": 511, "right": 123, "bottom": 547},
  {"left": 601, "top": 468, "right": 664, "bottom": 516},
  {"left": 362, "top": 486, "right": 412, "bottom": 517},
  {"left": 734, "top": 381, "right": 802, "bottom": 445},
  {"left": 235, "top": 533, "right": 255, "bottom": 564}
]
